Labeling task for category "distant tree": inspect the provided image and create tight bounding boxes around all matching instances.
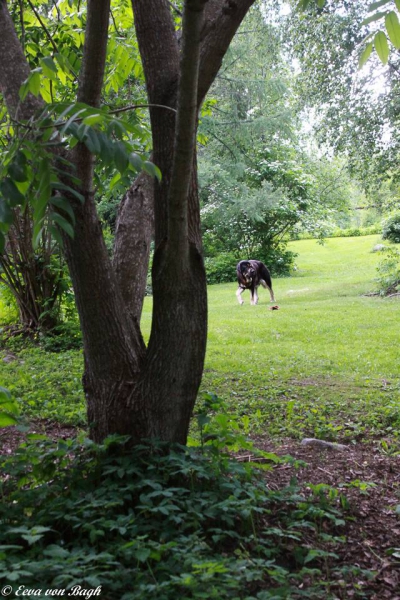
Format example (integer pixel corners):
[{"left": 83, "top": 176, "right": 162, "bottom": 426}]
[
  {"left": 198, "top": 9, "right": 352, "bottom": 274},
  {"left": 284, "top": 0, "right": 400, "bottom": 212}
]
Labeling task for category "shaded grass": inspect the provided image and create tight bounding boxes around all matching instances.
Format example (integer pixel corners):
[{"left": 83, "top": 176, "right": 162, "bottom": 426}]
[{"left": 1, "top": 235, "right": 399, "bottom": 441}]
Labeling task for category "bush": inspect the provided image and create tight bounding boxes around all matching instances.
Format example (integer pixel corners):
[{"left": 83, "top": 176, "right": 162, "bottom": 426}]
[
  {"left": 204, "top": 252, "right": 238, "bottom": 284},
  {"left": 205, "top": 247, "right": 296, "bottom": 285},
  {"left": 376, "top": 247, "right": 400, "bottom": 296},
  {"left": 41, "top": 321, "right": 83, "bottom": 352},
  {"left": 294, "top": 224, "right": 382, "bottom": 241},
  {"left": 382, "top": 214, "right": 400, "bottom": 244}
]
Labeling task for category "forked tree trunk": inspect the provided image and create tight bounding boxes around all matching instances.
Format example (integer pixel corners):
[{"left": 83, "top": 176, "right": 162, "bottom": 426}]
[{"left": 0, "top": 0, "right": 256, "bottom": 445}]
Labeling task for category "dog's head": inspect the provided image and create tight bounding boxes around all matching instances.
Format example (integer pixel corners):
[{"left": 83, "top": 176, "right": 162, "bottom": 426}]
[{"left": 239, "top": 261, "right": 256, "bottom": 284}]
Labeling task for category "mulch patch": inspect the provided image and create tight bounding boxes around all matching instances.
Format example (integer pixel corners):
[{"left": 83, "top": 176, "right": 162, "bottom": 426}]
[
  {"left": 1, "top": 423, "right": 399, "bottom": 598},
  {"left": 0, "top": 420, "right": 77, "bottom": 456},
  {"left": 250, "top": 436, "right": 400, "bottom": 599}
]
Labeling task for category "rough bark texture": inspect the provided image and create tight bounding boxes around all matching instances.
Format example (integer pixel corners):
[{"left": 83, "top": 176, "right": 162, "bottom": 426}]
[
  {"left": 0, "top": 0, "right": 41, "bottom": 120},
  {"left": 0, "top": 0, "right": 256, "bottom": 445},
  {"left": 113, "top": 172, "right": 154, "bottom": 323}
]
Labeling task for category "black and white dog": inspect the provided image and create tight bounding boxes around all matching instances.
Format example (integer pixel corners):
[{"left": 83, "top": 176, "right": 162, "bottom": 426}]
[{"left": 236, "top": 260, "right": 275, "bottom": 305}]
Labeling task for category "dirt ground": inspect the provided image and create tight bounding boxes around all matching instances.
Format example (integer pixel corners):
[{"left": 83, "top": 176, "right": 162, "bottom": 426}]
[
  {"left": 1, "top": 423, "right": 399, "bottom": 599},
  {"left": 252, "top": 436, "right": 400, "bottom": 599}
]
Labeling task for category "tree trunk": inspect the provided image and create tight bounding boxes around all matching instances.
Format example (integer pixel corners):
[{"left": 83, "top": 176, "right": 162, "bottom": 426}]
[{"left": 0, "top": 0, "right": 256, "bottom": 446}]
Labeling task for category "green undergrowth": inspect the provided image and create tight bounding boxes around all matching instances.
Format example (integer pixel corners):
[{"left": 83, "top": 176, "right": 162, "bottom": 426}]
[
  {"left": 0, "top": 347, "right": 84, "bottom": 425},
  {"left": 0, "top": 431, "right": 373, "bottom": 600}
]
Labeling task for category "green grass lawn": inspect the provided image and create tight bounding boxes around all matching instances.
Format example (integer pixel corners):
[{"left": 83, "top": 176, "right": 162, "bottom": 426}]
[{"left": 2, "top": 234, "right": 400, "bottom": 443}]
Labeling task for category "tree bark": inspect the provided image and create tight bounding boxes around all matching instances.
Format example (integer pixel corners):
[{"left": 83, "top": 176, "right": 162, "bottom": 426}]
[{"left": 0, "top": 0, "right": 257, "bottom": 446}]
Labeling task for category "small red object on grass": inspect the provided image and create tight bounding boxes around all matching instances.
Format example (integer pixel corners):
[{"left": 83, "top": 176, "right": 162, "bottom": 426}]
[{"left": 269, "top": 305, "right": 280, "bottom": 310}]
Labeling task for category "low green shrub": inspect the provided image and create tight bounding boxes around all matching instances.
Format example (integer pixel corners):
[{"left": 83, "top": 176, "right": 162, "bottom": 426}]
[
  {"left": 376, "top": 247, "right": 400, "bottom": 296},
  {"left": 40, "top": 321, "right": 82, "bottom": 352},
  {"left": 294, "top": 224, "right": 382, "bottom": 241},
  {"left": 382, "top": 213, "right": 400, "bottom": 244},
  {"left": 205, "top": 247, "right": 296, "bottom": 285},
  {"left": 204, "top": 252, "right": 238, "bottom": 284},
  {"left": 0, "top": 430, "right": 369, "bottom": 600},
  {"left": 0, "top": 346, "right": 85, "bottom": 424}
]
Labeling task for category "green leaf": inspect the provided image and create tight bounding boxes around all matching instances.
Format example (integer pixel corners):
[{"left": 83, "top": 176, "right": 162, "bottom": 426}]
[
  {"left": 133, "top": 548, "right": 151, "bottom": 563},
  {"left": 374, "top": 31, "right": 390, "bottom": 63},
  {"left": 114, "top": 141, "right": 129, "bottom": 174},
  {"left": 317, "top": 0, "right": 325, "bottom": 7},
  {"left": 0, "top": 400, "right": 19, "bottom": 414},
  {"left": 21, "top": 534, "right": 44, "bottom": 545},
  {"left": 297, "top": 0, "right": 312, "bottom": 9},
  {"left": 129, "top": 153, "right": 143, "bottom": 171},
  {"left": 385, "top": 11, "right": 400, "bottom": 48},
  {"left": 34, "top": 159, "right": 51, "bottom": 222},
  {"left": 61, "top": 108, "right": 87, "bottom": 136},
  {"left": 40, "top": 56, "right": 57, "bottom": 73},
  {"left": 8, "top": 152, "right": 28, "bottom": 183},
  {"left": 49, "top": 196, "right": 75, "bottom": 224},
  {"left": 82, "top": 114, "right": 103, "bottom": 126},
  {"left": 396, "top": 0, "right": 400, "bottom": 11},
  {"left": 107, "top": 120, "right": 126, "bottom": 140},
  {"left": 40, "top": 56, "right": 58, "bottom": 80},
  {"left": 0, "top": 198, "right": 14, "bottom": 224},
  {"left": 51, "top": 212, "right": 75, "bottom": 238},
  {"left": 362, "top": 11, "right": 388, "bottom": 26},
  {"left": 0, "top": 412, "right": 18, "bottom": 427},
  {"left": 48, "top": 225, "right": 64, "bottom": 248},
  {"left": 29, "top": 70, "right": 41, "bottom": 97},
  {"left": 97, "top": 133, "right": 115, "bottom": 165},
  {"left": 359, "top": 42, "right": 374, "bottom": 68},
  {"left": 51, "top": 182, "right": 84, "bottom": 204},
  {"left": 0, "top": 179, "right": 25, "bottom": 206},
  {"left": 43, "top": 545, "right": 69, "bottom": 558},
  {"left": 143, "top": 161, "right": 162, "bottom": 181},
  {"left": 368, "top": 0, "right": 391, "bottom": 10},
  {"left": 0, "top": 387, "right": 11, "bottom": 401},
  {"left": 32, "top": 221, "right": 45, "bottom": 249},
  {"left": 83, "top": 128, "right": 101, "bottom": 155}
]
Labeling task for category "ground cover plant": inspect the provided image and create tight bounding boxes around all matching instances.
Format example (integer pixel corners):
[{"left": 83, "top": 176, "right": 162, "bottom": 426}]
[{"left": 0, "top": 427, "right": 379, "bottom": 600}]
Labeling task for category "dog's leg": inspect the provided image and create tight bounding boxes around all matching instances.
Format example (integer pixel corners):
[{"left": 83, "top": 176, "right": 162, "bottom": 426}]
[
  {"left": 251, "top": 287, "right": 259, "bottom": 305},
  {"left": 260, "top": 280, "right": 275, "bottom": 302},
  {"left": 267, "top": 285, "right": 275, "bottom": 302},
  {"left": 236, "top": 286, "right": 245, "bottom": 305}
]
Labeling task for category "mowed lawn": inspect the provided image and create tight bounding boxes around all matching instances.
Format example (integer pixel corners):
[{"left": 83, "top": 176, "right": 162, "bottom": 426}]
[{"left": 191, "top": 235, "right": 400, "bottom": 440}]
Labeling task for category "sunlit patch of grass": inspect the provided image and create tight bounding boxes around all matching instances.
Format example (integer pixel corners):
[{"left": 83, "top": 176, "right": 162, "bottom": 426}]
[{"left": 194, "top": 235, "right": 400, "bottom": 441}]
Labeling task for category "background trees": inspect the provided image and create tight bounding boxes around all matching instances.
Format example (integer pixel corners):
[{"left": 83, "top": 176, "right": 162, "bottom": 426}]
[{"left": 198, "top": 6, "right": 356, "bottom": 281}]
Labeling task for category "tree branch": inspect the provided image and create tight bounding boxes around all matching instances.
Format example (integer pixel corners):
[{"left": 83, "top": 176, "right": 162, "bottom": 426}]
[
  {"left": 198, "top": 0, "right": 256, "bottom": 106},
  {"left": 168, "top": 0, "right": 208, "bottom": 255},
  {"left": 77, "top": 0, "right": 110, "bottom": 107},
  {"left": 0, "top": 0, "right": 42, "bottom": 120},
  {"left": 26, "top": 0, "right": 58, "bottom": 54}
]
